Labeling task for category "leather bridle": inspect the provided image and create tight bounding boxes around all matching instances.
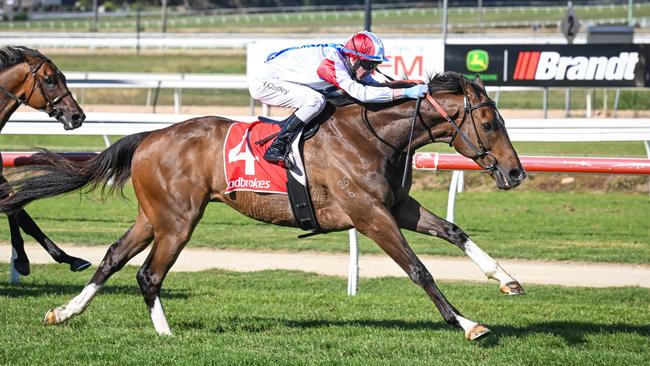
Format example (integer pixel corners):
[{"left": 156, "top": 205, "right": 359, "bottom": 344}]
[
  {"left": 426, "top": 94, "right": 502, "bottom": 172},
  {"left": 361, "top": 89, "right": 505, "bottom": 175},
  {"left": 0, "top": 56, "right": 72, "bottom": 118}
]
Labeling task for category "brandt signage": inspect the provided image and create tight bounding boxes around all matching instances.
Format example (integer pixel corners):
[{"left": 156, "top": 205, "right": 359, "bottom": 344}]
[{"left": 445, "top": 44, "right": 650, "bottom": 87}]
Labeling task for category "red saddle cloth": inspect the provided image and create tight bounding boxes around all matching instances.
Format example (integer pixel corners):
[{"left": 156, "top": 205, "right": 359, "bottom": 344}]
[{"left": 223, "top": 121, "right": 288, "bottom": 194}]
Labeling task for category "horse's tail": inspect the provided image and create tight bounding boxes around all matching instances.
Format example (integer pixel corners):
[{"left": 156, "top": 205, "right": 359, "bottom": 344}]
[{"left": 0, "top": 131, "right": 151, "bottom": 214}]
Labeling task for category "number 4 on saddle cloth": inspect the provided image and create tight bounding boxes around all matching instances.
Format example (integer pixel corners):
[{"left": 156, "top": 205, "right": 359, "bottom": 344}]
[{"left": 223, "top": 108, "right": 333, "bottom": 237}]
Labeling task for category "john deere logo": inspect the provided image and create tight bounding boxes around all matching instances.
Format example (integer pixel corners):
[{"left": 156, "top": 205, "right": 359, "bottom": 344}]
[{"left": 466, "top": 50, "right": 489, "bottom": 72}]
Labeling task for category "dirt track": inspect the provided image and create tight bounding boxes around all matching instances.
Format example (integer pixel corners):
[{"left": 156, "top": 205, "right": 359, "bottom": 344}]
[{"left": 2, "top": 244, "right": 649, "bottom": 288}]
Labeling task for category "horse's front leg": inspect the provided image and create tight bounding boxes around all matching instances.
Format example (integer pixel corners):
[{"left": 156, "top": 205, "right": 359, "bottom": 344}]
[
  {"left": 0, "top": 172, "right": 90, "bottom": 273},
  {"left": 14, "top": 209, "right": 91, "bottom": 272},
  {"left": 1, "top": 173, "right": 30, "bottom": 275},
  {"left": 7, "top": 214, "right": 30, "bottom": 275},
  {"left": 340, "top": 193, "right": 490, "bottom": 340},
  {"left": 393, "top": 195, "right": 525, "bottom": 295}
]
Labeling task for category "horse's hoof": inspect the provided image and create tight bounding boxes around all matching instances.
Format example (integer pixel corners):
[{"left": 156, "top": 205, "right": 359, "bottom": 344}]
[
  {"left": 12, "top": 260, "right": 30, "bottom": 276},
  {"left": 500, "top": 281, "right": 526, "bottom": 296},
  {"left": 44, "top": 308, "right": 60, "bottom": 325},
  {"left": 465, "top": 324, "right": 492, "bottom": 341},
  {"left": 69, "top": 258, "right": 91, "bottom": 272}
]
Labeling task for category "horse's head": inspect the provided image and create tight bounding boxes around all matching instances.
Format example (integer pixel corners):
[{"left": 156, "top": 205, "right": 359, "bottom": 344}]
[
  {"left": 428, "top": 74, "right": 526, "bottom": 190},
  {"left": 0, "top": 47, "right": 85, "bottom": 130}
]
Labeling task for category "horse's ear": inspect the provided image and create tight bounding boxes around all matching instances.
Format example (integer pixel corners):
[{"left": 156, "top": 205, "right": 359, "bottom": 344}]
[
  {"left": 474, "top": 74, "right": 485, "bottom": 89},
  {"left": 460, "top": 74, "right": 479, "bottom": 100}
]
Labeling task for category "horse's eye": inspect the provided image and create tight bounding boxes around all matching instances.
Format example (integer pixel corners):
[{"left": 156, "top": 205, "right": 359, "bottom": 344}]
[
  {"left": 482, "top": 122, "right": 492, "bottom": 131},
  {"left": 45, "top": 77, "right": 54, "bottom": 85}
]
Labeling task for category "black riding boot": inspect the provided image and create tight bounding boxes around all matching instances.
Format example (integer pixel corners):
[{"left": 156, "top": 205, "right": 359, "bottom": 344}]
[{"left": 264, "top": 114, "right": 305, "bottom": 169}]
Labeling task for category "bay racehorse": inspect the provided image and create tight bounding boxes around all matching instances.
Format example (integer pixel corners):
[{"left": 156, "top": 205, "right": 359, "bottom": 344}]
[
  {"left": 0, "top": 72, "right": 526, "bottom": 340},
  {"left": 0, "top": 46, "right": 90, "bottom": 275}
]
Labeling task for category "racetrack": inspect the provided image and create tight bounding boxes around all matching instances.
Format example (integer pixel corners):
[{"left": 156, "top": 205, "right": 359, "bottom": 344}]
[{"left": 3, "top": 243, "right": 649, "bottom": 289}]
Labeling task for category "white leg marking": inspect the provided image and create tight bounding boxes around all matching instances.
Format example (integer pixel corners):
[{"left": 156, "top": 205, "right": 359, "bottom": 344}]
[
  {"left": 456, "top": 314, "right": 479, "bottom": 334},
  {"left": 150, "top": 297, "right": 172, "bottom": 336},
  {"left": 463, "top": 239, "right": 515, "bottom": 285},
  {"left": 55, "top": 283, "right": 102, "bottom": 322}
]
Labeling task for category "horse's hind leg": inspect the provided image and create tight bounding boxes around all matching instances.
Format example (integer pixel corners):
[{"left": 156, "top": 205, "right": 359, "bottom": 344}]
[
  {"left": 393, "top": 196, "right": 524, "bottom": 295},
  {"left": 353, "top": 203, "right": 490, "bottom": 341},
  {"left": 134, "top": 192, "right": 207, "bottom": 336},
  {"left": 44, "top": 210, "right": 154, "bottom": 326},
  {"left": 135, "top": 229, "right": 193, "bottom": 336}
]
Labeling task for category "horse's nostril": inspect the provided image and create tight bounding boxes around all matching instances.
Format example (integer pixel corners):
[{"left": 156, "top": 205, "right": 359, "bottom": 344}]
[
  {"left": 509, "top": 168, "right": 526, "bottom": 181},
  {"left": 72, "top": 113, "right": 85, "bottom": 123}
]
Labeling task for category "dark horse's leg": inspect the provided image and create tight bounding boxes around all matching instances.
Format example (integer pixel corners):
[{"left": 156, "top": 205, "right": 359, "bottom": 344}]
[
  {"left": 7, "top": 214, "right": 29, "bottom": 275},
  {"left": 0, "top": 174, "right": 90, "bottom": 275},
  {"left": 350, "top": 200, "right": 491, "bottom": 340},
  {"left": 14, "top": 210, "right": 91, "bottom": 272},
  {"left": 45, "top": 211, "right": 154, "bottom": 325},
  {"left": 392, "top": 195, "right": 525, "bottom": 295}
]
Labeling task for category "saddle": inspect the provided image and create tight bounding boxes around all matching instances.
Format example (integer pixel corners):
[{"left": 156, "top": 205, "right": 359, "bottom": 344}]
[
  {"left": 254, "top": 103, "right": 336, "bottom": 238},
  {"left": 254, "top": 102, "right": 336, "bottom": 145}
]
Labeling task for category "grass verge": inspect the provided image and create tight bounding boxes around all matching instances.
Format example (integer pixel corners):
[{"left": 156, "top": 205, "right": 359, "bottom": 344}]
[{"left": 1, "top": 264, "right": 649, "bottom": 365}]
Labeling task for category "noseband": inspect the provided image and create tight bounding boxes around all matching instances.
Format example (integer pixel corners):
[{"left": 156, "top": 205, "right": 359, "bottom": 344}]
[{"left": 0, "top": 56, "right": 72, "bottom": 118}]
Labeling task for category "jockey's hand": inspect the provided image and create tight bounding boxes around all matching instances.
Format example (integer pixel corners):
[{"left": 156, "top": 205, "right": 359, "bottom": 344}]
[{"left": 403, "top": 84, "right": 428, "bottom": 99}]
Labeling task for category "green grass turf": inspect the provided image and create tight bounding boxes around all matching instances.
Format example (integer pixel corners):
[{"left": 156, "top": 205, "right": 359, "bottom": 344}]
[
  {"left": 49, "top": 51, "right": 246, "bottom": 74},
  {"left": 1, "top": 264, "right": 649, "bottom": 365},
  {"left": 1, "top": 185, "right": 647, "bottom": 264}
]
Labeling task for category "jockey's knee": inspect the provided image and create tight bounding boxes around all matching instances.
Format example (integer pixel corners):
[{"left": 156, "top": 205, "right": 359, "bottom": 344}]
[
  {"left": 305, "top": 94, "right": 326, "bottom": 112},
  {"left": 296, "top": 95, "right": 326, "bottom": 122}
]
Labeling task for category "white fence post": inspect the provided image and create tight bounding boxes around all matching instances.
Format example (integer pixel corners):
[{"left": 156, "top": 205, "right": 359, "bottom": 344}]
[
  {"left": 446, "top": 170, "right": 463, "bottom": 223},
  {"left": 174, "top": 88, "right": 182, "bottom": 114},
  {"left": 347, "top": 228, "right": 359, "bottom": 296}
]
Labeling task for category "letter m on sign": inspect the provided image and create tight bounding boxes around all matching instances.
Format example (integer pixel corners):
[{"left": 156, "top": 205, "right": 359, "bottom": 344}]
[{"left": 393, "top": 56, "right": 423, "bottom": 78}]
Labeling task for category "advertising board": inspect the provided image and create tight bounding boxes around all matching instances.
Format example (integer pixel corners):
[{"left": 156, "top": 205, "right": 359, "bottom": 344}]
[{"left": 445, "top": 44, "right": 650, "bottom": 87}]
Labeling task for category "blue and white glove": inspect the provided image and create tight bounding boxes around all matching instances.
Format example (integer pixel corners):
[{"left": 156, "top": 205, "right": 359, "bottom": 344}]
[{"left": 403, "top": 84, "right": 428, "bottom": 99}]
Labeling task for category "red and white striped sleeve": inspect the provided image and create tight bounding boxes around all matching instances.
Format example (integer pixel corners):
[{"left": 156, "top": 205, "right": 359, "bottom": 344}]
[{"left": 316, "top": 49, "right": 393, "bottom": 103}]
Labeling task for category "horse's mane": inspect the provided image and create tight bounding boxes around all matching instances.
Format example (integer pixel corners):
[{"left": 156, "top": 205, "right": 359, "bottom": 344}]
[
  {"left": 428, "top": 71, "right": 471, "bottom": 95},
  {"left": 0, "top": 46, "right": 40, "bottom": 70}
]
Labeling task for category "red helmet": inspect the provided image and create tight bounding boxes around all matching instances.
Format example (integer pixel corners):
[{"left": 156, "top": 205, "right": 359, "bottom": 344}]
[{"left": 342, "top": 31, "right": 388, "bottom": 62}]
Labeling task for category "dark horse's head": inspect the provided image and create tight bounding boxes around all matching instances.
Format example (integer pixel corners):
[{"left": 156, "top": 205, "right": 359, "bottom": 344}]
[
  {"left": 0, "top": 46, "right": 85, "bottom": 130},
  {"left": 425, "top": 72, "right": 526, "bottom": 190}
]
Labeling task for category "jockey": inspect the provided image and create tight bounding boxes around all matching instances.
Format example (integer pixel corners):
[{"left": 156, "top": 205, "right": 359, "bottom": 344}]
[{"left": 248, "top": 31, "right": 428, "bottom": 168}]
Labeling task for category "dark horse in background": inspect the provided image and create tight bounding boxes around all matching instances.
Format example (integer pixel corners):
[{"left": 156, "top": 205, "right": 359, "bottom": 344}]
[
  {"left": 0, "top": 72, "right": 526, "bottom": 340},
  {"left": 0, "top": 46, "right": 90, "bottom": 275}
]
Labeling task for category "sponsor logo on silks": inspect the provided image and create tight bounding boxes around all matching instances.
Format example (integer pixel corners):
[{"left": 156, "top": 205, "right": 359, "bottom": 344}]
[
  {"left": 227, "top": 177, "right": 272, "bottom": 190},
  {"left": 466, "top": 49, "right": 489, "bottom": 72},
  {"left": 513, "top": 51, "right": 639, "bottom": 81}
]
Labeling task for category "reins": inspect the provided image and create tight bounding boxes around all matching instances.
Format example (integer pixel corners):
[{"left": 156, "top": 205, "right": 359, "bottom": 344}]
[{"left": 361, "top": 78, "right": 505, "bottom": 185}]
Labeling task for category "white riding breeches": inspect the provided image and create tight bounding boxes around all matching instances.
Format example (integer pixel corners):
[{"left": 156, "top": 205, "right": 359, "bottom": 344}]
[{"left": 249, "top": 65, "right": 326, "bottom": 122}]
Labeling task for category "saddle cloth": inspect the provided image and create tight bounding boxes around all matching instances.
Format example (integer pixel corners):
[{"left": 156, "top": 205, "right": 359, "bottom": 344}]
[{"left": 223, "top": 121, "right": 288, "bottom": 194}]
